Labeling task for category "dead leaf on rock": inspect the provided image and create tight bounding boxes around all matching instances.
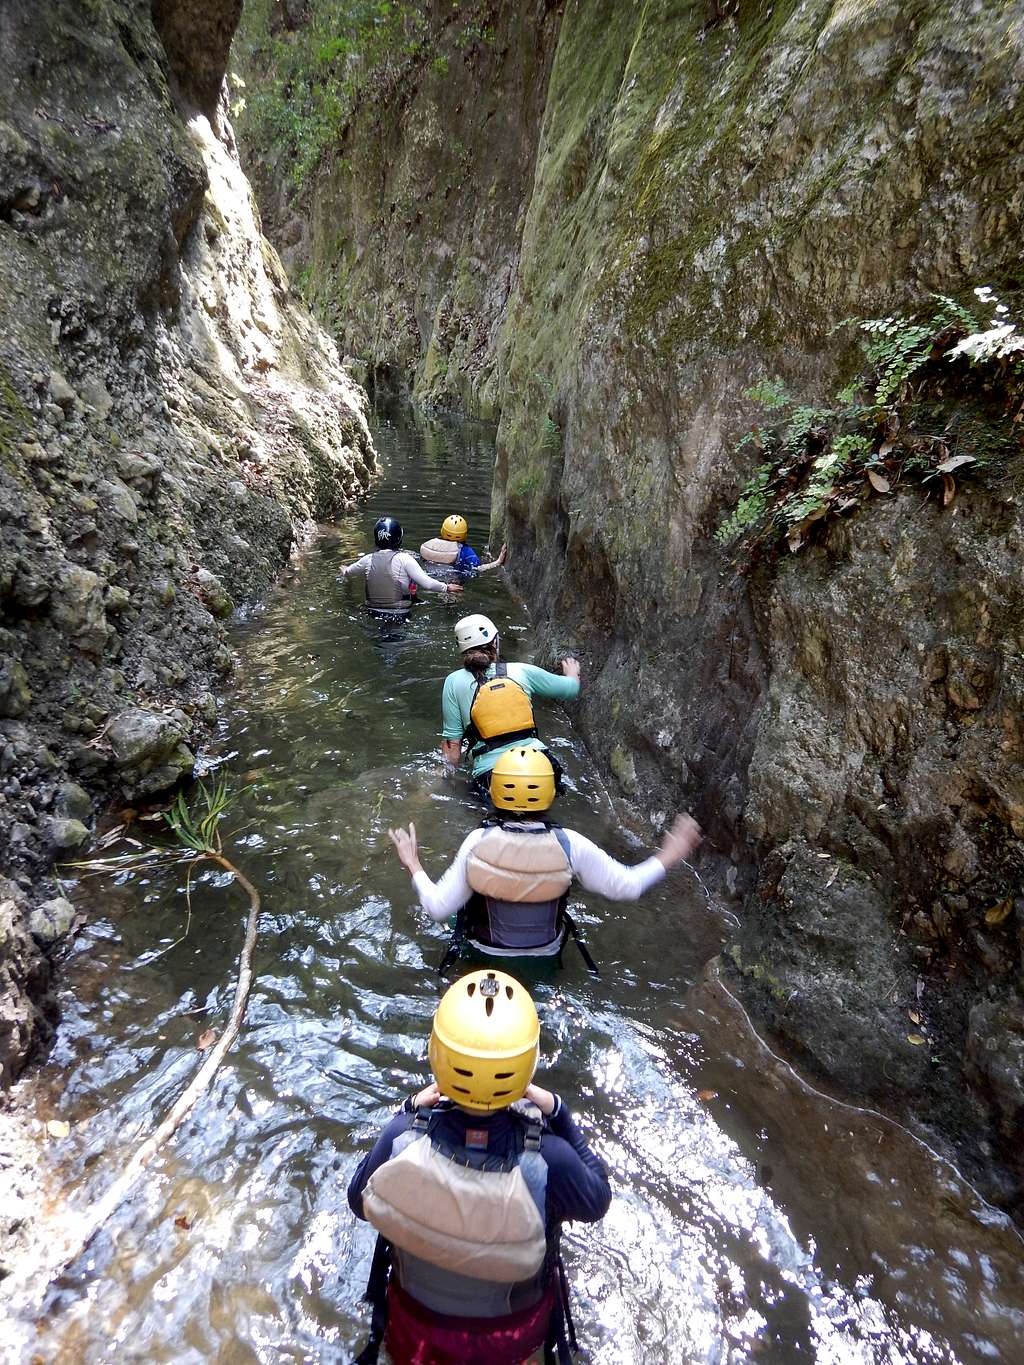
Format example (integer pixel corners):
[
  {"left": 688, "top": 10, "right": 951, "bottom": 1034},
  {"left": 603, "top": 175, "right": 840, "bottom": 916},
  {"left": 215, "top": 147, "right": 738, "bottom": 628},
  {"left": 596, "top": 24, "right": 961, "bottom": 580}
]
[
  {"left": 984, "top": 899, "right": 1013, "bottom": 926},
  {"left": 878, "top": 441, "right": 894, "bottom": 459},
  {"left": 46, "top": 1119, "right": 70, "bottom": 1138},
  {"left": 867, "top": 470, "right": 891, "bottom": 493},
  {"left": 908, "top": 1010, "right": 922, "bottom": 1025},
  {"left": 174, "top": 1214, "right": 193, "bottom": 1231},
  {"left": 197, "top": 1029, "right": 217, "bottom": 1051},
  {"left": 941, "top": 473, "right": 956, "bottom": 507},
  {"left": 696, "top": 1089, "right": 719, "bottom": 1103},
  {"left": 906, "top": 1033, "right": 927, "bottom": 1046},
  {"left": 937, "top": 453, "right": 976, "bottom": 474}
]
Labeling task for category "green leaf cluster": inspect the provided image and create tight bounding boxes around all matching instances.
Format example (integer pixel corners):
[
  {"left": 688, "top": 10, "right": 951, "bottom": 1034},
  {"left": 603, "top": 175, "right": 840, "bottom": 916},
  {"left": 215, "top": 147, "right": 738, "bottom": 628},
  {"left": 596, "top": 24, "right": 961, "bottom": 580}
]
[
  {"left": 233, "top": 0, "right": 430, "bottom": 193},
  {"left": 164, "top": 775, "right": 236, "bottom": 855},
  {"left": 716, "top": 288, "right": 1023, "bottom": 555}
]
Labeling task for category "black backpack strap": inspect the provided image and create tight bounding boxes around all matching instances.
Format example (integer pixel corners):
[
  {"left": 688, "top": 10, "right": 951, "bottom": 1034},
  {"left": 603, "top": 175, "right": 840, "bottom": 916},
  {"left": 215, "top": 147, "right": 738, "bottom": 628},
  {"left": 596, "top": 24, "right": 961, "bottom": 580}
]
[
  {"left": 495, "top": 660, "right": 507, "bottom": 678},
  {"left": 477, "top": 725, "right": 539, "bottom": 752},
  {"left": 437, "top": 907, "right": 469, "bottom": 975},
  {"left": 516, "top": 1098, "right": 544, "bottom": 1152},
  {"left": 353, "top": 1235, "right": 392, "bottom": 1364},
  {"left": 561, "top": 908, "right": 599, "bottom": 977}
]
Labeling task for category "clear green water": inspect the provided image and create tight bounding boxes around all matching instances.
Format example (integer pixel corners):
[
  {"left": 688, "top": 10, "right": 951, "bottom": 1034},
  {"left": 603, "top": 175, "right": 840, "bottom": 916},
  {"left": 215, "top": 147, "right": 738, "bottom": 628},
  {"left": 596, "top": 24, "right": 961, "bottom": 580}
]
[{"left": 19, "top": 407, "right": 1024, "bottom": 1364}]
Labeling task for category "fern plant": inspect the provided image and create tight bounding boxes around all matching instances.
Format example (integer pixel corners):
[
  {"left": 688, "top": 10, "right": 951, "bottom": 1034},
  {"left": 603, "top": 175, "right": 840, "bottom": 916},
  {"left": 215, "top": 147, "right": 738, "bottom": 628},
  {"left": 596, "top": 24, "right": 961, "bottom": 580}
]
[{"left": 715, "top": 465, "right": 772, "bottom": 544}]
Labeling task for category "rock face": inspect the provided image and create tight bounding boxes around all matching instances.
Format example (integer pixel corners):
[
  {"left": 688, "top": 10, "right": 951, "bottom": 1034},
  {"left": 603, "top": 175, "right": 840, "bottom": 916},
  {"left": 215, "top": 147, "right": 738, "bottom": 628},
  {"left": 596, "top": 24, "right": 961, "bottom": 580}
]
[
  {"left": 0, "top": 0, "right": 377, "bottom": 1087},
  {"left": 238, "top": 2, "right": 1024, "bottom": 1216}
]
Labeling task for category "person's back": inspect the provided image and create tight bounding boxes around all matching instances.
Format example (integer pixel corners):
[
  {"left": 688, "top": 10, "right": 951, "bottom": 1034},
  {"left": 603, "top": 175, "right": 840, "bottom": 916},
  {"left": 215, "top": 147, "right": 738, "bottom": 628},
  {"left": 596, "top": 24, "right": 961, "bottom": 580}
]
[
  {"left": 441, "top": 615, "right": 580, "bottom": 800},
  {"left": 348, "top": 970, "right": 610, "bottom": 1364}
]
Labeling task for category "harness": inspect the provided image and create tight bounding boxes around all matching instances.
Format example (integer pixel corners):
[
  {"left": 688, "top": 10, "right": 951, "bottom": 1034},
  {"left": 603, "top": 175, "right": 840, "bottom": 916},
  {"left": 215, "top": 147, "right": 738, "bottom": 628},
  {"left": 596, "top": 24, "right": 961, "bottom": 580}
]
[
  {"left": 440, "top": 821, "right": 598, "bottom": 976},
  {"left": 465, "top": 662, "right": 538, "bottom": 752},
  {"left": 355, "top": 1103, "right": 579, "bottom": 1364},
  {"left": 365, "top": 549, "right": 412, "bottom": 614}
]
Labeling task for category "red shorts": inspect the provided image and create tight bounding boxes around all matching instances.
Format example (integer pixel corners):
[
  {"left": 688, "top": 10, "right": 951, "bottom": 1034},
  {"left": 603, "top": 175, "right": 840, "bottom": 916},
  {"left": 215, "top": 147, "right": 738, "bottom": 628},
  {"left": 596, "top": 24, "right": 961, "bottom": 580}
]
[{"left": 384, "top": 1279, "right": 555, "bottom": 1365}]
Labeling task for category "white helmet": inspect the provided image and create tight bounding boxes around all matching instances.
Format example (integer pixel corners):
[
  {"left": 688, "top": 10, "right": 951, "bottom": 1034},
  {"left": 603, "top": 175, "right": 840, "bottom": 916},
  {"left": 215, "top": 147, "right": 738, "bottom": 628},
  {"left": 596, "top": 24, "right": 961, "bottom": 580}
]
[{"left": 455, "top": 614, "right": 498, "bottom": 652}]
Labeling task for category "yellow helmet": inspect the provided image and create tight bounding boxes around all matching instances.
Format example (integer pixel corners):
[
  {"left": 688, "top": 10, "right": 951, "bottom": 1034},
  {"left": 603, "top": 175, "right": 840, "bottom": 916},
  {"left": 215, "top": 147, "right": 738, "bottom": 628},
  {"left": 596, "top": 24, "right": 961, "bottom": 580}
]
[
  {"left": 440, "top": 514, "right": 468, "bottom": 543},
  {"left": 489, "top": 747, "right": 556, "bottom": 813},
  {"left": 429, "top": 970, "right": 539, "bottom": 1111}
]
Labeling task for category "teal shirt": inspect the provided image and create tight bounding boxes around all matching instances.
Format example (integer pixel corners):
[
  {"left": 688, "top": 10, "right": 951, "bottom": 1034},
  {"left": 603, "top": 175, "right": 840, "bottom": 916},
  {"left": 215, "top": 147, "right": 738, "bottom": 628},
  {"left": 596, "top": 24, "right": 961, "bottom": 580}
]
[{"left": 441, "top": 661, "right": 580, "bottom": 776}]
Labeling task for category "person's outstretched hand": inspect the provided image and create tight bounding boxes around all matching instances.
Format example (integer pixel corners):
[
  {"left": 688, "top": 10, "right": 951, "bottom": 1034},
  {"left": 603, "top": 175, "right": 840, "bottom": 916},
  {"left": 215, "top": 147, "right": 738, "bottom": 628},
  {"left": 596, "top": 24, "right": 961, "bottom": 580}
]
[
  {"left": 656, "top": 814, "right": 702, "bottom": 869},
  {"left": 389, "top": 822, "right": 422, "bottom": 876},
  {"left": 560, "top": 657, "right": 581, "bottom": 681},
  {"left": 496, "top": 543, "right": 508, "bottom": 566},
  {"left": 524, "top": 1082, "right": 556, "bottom": 1115},
  {"left": 446, "top": 583, "right": 464, "bottom": 595},
  {"left": 412, "top": 1081, "right": 443, "bottom": 1108}
]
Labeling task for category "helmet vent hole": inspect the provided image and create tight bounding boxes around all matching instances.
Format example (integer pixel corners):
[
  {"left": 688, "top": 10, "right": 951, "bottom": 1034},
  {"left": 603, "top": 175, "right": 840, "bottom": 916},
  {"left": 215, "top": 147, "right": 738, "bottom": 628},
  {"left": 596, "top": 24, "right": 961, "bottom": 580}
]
[
  {"left": 493, "top": 1071, "right": 514, "bottom": 1079},
  {"left": 467, "top": 982, "right": 476, "bottom": 996},
  {"left": 485, "top": 997, "right": 494, "bottom": 1017},
  {"left": 453, "top": 1085, "right": 470, "bottom": 1095},
  {"left": 494, "top": 1089, "right": 511, "bottom": 1097},
  {"left": 505, "top": 986, "right": 513, "bottom": 999},
  {"left": 453, "top": 1067, "right": 473, "bottom": 1077}
]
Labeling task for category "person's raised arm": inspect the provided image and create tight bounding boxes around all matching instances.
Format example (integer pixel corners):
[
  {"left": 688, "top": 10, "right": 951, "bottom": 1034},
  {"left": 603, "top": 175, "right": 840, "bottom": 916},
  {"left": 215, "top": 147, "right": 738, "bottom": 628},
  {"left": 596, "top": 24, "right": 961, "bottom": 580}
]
[
  {"left": 654, "top": 814, "right": 702, "bottom": 869},
  {"left": 338, "top": 553, "right": 371, "bottom": 580},
  {"left": 404, "top": 554, "right": 463, "bottom": 596},
  {"left": 568, "top": 814, "right": 702, "bottom": 901},
  {"left": 528, "top": 1083, "right": 611, "bottom": 1224},
  {"left": 388, "top": 824, "right": 477, "bottom": 922},
  {"left": 476, "top": 544, "right": 508, "bottom": 574}
]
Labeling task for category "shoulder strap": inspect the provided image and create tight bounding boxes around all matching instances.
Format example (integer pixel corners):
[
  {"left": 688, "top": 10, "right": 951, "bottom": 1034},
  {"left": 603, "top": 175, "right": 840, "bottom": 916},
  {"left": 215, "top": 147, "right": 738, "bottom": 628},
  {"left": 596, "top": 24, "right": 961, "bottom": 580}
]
[
  {"left": 509, "top": 1098, "right": 545, "bottom": 1152},
  {"left": 495, "top": 660, "right": 507, "bottom": 678},
  {"left": 553, "top": 827, "right": 572, "bottom": 865},
  {"left": 411, "top": 1105, "right": 433, "bottom": 1133}
]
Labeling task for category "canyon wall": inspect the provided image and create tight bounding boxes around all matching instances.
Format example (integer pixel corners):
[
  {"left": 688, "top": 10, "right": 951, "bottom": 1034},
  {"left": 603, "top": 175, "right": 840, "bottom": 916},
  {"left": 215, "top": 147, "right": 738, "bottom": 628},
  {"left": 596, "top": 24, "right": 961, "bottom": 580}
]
[{"left": 0, "top": 0, "right": 375, "bottom": 1107}]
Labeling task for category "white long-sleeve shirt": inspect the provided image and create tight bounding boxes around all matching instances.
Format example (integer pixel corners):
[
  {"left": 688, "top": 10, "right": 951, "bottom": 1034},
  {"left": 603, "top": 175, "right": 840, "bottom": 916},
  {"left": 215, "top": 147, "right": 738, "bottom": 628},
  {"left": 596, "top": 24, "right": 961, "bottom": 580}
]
[
  {"left": 411, "top": 821, "right": 666, "bottom": 923},
  {"left": 341, "top": 550, "right": 448, "bottom": 593}
]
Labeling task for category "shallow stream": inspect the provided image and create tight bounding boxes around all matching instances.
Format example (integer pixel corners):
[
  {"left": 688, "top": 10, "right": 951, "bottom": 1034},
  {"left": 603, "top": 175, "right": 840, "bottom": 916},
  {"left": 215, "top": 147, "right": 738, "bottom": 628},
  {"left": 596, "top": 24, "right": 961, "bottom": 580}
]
[{"left": 17, "top": 407, "right": 1024, "bottom": 1364}]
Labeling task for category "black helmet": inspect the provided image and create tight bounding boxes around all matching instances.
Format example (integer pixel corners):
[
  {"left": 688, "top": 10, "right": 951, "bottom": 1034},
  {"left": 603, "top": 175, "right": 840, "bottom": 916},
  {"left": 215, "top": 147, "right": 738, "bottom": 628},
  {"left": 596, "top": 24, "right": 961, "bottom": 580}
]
[{"left": 373, "top": 516, "right": 403, "bottom": 549}]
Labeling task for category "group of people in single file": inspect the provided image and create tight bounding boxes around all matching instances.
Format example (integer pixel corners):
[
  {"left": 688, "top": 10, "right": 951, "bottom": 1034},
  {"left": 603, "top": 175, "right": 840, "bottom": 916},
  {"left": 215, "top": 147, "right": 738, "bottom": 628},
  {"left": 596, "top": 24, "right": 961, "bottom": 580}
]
[{"left": 338, "top": 516, "right": 702, "bottom": 1364}]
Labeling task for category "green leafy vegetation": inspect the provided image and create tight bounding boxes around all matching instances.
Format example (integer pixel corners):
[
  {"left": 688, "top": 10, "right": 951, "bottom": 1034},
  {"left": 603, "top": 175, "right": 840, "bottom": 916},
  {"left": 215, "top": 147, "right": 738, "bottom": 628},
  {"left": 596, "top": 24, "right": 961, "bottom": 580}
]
[
  {"left": 232, "top": 1, "right": 430, "bottom": 192},
  {"left": 233, "top": 2, "right": 495, "bottom": 194},
  {"left": 716, "top": 289, "right": 1024, "bottom": 557}
]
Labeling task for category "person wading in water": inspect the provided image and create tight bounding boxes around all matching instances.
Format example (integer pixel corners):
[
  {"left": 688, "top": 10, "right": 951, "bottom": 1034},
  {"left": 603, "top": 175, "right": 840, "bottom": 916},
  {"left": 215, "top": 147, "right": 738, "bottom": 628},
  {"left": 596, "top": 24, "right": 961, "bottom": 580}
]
[
  {"left": 441, "top": 615, "right": 578, "bottom": 800},
  {"left": 340, "top": 516, "right": 463, "bottom": 618},
  {"left": 390, "top": 747, "right": 703, "bottom": 972},
  {"left": 420, "top": 513, "right": 508, "bottom": 574},
  {"left": 348, "top": 969, "right": 611, "bottom": 1364}
]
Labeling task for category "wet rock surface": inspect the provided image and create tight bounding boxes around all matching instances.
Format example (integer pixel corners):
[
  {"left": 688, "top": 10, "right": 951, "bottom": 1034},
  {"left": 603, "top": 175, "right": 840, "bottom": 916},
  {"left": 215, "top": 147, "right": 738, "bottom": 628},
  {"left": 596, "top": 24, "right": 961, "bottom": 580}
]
[{"left": 0, "top": 0, "right": 376, "bottom": 1147}]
